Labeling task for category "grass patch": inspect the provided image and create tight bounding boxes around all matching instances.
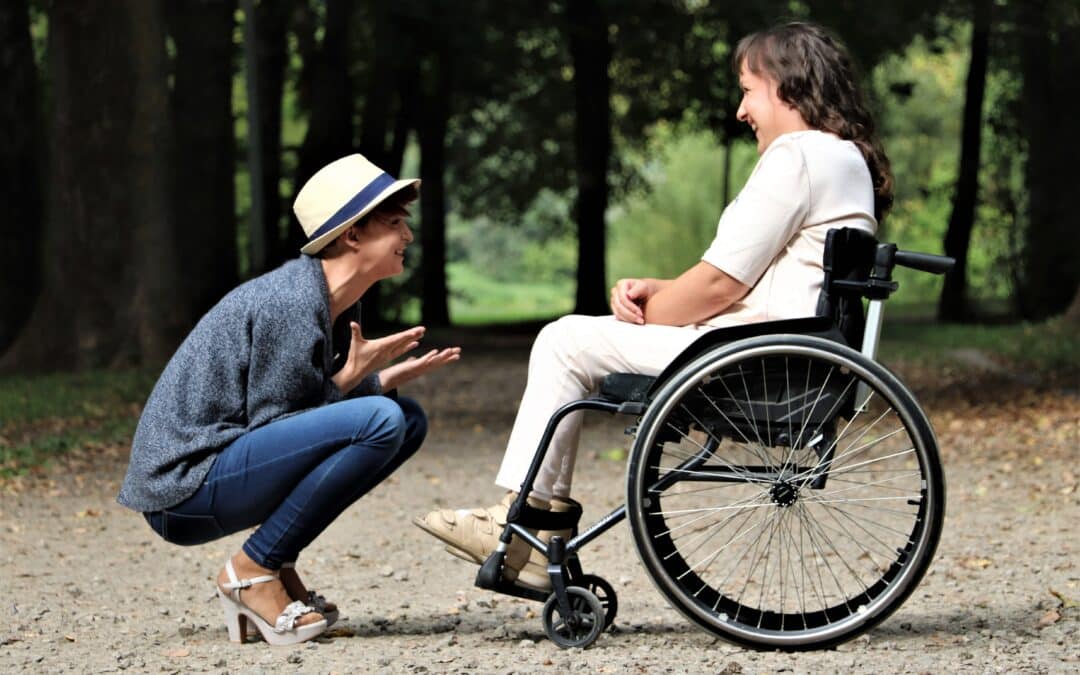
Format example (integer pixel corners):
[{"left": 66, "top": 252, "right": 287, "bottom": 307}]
[
  {"left": 448, "top": 262, "right": 573, "bottom": 325},
  {"left": 0, "top": 369, "right": 156, "bottom": 477},
  {"left": 879, "top": 316, "right": 1079, "bottom": 372}
]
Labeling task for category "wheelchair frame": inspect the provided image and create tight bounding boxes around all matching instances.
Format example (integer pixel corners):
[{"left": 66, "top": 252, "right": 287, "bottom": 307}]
[{"left": 473, "top": 228, "right": 954, "bottom": 649}]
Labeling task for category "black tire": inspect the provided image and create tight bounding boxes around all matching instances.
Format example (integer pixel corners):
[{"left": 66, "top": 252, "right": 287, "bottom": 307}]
[
  {"left": 626, "top": 335, "right": 945, "bottom": 650},
  {"left": 577, "top": 574, "right": 618, "bottom": 629},
  {"left": 542, "top": 586, "right": 606, "bottom": 649}
]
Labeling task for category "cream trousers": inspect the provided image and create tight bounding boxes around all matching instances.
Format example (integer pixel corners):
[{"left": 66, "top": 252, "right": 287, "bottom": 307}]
[{"left": 494, "top": 315, "right": 713, "bottom": 500}]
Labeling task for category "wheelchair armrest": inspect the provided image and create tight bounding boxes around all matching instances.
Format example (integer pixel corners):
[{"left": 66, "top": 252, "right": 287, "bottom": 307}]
[{"left": 599, "top": 372, "right": 656, "bottom": 403}]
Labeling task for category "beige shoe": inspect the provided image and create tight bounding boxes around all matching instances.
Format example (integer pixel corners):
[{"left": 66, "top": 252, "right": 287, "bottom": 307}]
[
  {"left": 413, "top": 492, "right": 549, "bottom": 583},
  {"left": 514, "top": 496, "right": 581, "bottom": 591}
]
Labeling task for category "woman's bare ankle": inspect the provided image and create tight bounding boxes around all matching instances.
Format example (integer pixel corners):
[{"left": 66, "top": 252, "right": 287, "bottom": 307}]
[{"left": 219, "top": 551, "right": 323, "bottom": 627}]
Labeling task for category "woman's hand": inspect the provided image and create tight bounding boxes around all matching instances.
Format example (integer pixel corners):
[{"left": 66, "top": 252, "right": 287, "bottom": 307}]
[
  {"left": 610, "top": 278, "right": 653, "bottom": 324},
  {"left": 332, "top": 323, "right": 425, "bottom": 394},
  {"left": 379, "top": 346, "right": 462, "bottom": 391}
]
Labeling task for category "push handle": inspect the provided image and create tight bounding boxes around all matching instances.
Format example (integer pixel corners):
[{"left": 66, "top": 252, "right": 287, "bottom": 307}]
[{"left": 894, "top": 250, "right": 955, "bottom": 275}]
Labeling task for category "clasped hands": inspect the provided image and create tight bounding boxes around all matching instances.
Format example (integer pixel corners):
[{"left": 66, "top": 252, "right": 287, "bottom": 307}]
[
  {"left": 610, "top": 278, "right": 657, "bottom": 325},
  {"left": 332, "top": 323, "right": 461, "bottom": 395}
]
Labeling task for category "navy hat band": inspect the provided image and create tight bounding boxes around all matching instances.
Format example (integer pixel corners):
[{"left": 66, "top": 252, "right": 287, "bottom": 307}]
[{"left": 307, "top": 172, "right": 396, "bottom": 242}]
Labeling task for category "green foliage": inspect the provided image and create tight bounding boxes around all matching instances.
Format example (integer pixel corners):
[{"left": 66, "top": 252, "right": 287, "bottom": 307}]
[
  {"left": 607, "top": 125, "right": 757, "bottom": 283},
  {"left": 0, "top": 369, "right": 156, "bottom": 477},
  {"left": 446, "top": 262, "right": 573, "bottom": 325},
  {"left": 873, "top": 23, "right": 1026, "bottom": 311}
]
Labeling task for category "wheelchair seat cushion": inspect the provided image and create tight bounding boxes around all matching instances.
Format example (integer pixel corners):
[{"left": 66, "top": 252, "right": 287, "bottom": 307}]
[
  {"left": 597, "top": 316, "right": 846, "bottom": 405},
  {"left": 599, "top": 372, "right": 655, "bottom": 403}
]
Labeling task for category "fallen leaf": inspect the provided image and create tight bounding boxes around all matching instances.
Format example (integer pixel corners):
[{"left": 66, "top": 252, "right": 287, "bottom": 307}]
[
  {"left": 1036, "top": 610, "right": 1060, "bottom": 628},
  {"left": 1050, "top": 588, "right": 1079, "bottom": 609},
  {"left": 958, "top": 556, "right": 992, "bottom": 570},
  {"left": 326, "top": 626, "right": 355, "bottom": 638},
  {"left": 75, "top": 508, "right": 100, "bottom": 518}
]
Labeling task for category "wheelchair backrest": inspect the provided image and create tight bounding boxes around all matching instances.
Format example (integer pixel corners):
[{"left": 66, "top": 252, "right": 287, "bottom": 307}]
[
  {"left": 816, "top": 227, "right": 879, "bottom": 348},
  {"left": 644, "top": 227, "right": 879, "bottom": 397}
]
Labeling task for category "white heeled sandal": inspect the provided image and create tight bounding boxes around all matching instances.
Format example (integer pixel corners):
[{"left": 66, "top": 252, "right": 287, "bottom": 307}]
[
  {"left": 281, "top": 561, "right": 340, "bottom": 627},
  {"left": 216, "top": 560, "right": 327, "bottom": 645}
]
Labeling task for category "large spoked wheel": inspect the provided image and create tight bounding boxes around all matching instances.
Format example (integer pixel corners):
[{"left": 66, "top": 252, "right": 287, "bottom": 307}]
[
  {"left": 542, "top": 586, "right": 606, "bottom": 649},
  {"left": 626, "top": 335, "right": 945, "bottom": 650}
]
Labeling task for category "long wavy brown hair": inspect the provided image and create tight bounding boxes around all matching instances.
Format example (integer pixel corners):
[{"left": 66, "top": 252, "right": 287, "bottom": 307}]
[{"left": 733, "top": 22, "right": 894, "bottom": 221}]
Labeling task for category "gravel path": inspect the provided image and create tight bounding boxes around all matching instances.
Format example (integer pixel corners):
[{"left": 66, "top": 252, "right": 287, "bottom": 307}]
[{"left": 2, "top": 334, "right": 1077, "bottom": 673}]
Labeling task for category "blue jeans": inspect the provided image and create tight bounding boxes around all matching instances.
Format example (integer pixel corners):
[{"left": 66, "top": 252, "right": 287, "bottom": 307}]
[{"left": 145, "top": 396, "right": 427, "bottom": 568}]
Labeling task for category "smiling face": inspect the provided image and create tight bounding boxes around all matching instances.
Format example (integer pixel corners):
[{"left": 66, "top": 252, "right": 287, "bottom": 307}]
[
  {"left": 353, "top": 209, "right": 414, "bottom": 280},
  {"left": 736, "top": 63, "right": 810, "bottom": 154}
]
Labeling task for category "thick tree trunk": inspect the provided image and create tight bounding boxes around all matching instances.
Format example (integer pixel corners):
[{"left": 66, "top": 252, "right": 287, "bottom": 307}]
[
  {"left": 167, "top": 0, "right": 237, "bottom": 322},
  {"left": 0, "top": 0, "right": 42, "bottom": 356},
  {"left": 386, "top": 63, "right": 418, "bottom": 179},
  {"left": 2, "top": 0, "right": 175, "bottom": 371},
  {"left": 566, "top": 0, "right": 612, "bottom": 316},
  {"left": 938, "top": 0, "right": 991, "bottom": 322},
  {"left": 418, "top": 56, "right": 452, "bottom": 327},
  {"left": 1017, "top": 0, "right": 1080, "bottom": 320},
  {"left": 255, "top": 0, "right": 293, "bottom": 270},
  {"left": 290, "top": 0, "right": 354, "bottom": 254},
  {"left": 131, "top": 0, "right": 183, "bottom": 363},
  {"left": 356, "top": 4, "right": 403, "bottom": 329},
  {"left": 358, "top": 4, "right": 396, "bottom": 170}
]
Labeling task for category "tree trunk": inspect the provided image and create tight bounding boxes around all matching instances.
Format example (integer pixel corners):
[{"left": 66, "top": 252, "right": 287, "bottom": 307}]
[
  {"left": 386, "top": 62, "right": 418, "bottom": 179},
  {"left": 131, "top": 0, "right": 183, "bottom": 363},
  {"left": 418, "top": 55, "right": 452, "bottom": 327},
  {"left": 2, "top": 0, "right": 176, "bottom": 371},
  {"left": 0, "top": 0, "right": 42, "bottom": 356},
  {"left": 256, "top": 0, "right": 294, "bottom": 269},
  {"left": 358, "top": 3, "right": 396, "bottom": 169},
  {"left": 566, "top": 0, "right": 612, "bottom": 316},
  {"left": 938, "top": 0, "right": 991, "bottom": 322},
  {"left": 167, "top": 0, "right": 237, "bottom": 323},
  {"left": 290, "top": 0, "right": 354, "bottom": 254},
  {"left": 1016, "top": 0, "right": 1080, "bottom": 320},
  {"left": 356, "top": 4, "right": 402, "bottom": 330}
]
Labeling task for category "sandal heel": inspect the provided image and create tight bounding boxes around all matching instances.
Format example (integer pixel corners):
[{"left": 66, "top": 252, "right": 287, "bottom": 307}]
[
  {"left": 217, "top": 559, "right": 326, "bottom": 646},
  {"left": 217, "top": 589, "right": 247, "bottom": 643}
]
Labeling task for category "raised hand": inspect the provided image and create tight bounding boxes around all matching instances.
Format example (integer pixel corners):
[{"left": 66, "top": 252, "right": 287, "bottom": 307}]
[
  {"left": 332, "top": 323, "right": 425, "bottom": 394},
  {"left": 379, "top": 346, "right": 462, "bottom": 391}
]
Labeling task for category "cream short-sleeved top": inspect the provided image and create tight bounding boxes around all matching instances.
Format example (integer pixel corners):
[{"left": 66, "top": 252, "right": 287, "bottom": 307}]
[{"left": 700, "top": 130, "right": 877, "bottom": 328}]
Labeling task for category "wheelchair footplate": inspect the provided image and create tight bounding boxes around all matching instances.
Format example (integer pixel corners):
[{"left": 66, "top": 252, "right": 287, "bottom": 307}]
[{"left": 473, "top": 499, "right": 621, "bottom": 648}]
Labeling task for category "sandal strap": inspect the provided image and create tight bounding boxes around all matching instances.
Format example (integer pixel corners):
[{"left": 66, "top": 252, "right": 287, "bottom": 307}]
[
  {"left": 221, "top": 559, "right": 279, "bottom": 591},
  {"left": 274, "top": 600, "right": 317, "bottom": 633}
]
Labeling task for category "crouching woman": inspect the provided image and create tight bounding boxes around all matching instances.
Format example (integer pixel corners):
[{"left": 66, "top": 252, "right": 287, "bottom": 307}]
[{"left": 117, "top": 154, "right": 460, "bottom": 645}]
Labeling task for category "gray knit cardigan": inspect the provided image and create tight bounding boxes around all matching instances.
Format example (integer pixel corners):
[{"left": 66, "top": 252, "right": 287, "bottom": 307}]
[{"left": 117, "top": 255, "right": 379, "bottom": 512}]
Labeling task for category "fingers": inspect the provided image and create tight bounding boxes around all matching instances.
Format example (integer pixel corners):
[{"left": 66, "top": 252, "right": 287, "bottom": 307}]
[{"left": 610, "top": 279, "right": 645, "bottom": 324}]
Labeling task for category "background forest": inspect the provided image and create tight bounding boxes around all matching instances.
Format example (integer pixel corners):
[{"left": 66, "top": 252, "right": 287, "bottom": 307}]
[{"left": 0, "top": 0, "right": 1078, "bottom": 373}]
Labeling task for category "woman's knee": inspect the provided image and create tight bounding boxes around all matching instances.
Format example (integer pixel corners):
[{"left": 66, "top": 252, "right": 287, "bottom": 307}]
[
  {"left": 533, "top": 314, "right": 604, "bottom": 364},
  {"left": 396, "top": 396, "right": 428, "bottom": 446},
  {"left": 348, "top": 396, "right": 407, "bottom": 450}
]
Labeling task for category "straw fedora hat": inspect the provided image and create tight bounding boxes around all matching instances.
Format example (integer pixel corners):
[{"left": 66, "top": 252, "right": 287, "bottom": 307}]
[{"left": 294, "top": 154, "right": 420, "bottom": 255}]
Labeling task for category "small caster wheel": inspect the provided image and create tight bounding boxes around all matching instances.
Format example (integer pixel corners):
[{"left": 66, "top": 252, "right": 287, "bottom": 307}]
[
  {"left": 578, "top": 574, "right": 618, "bottom": 629},
  {"left": 542, "top": 586, "right": 605, "bottom": 649}
]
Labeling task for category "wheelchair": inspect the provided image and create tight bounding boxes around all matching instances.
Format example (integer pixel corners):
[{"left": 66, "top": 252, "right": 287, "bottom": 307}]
[{"left": 473, "top": 228, "right": 954, "bottom": 650}]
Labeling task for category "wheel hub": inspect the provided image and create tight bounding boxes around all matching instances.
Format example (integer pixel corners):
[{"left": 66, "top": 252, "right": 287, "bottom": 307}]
[{"left": 770, "top": 481, "right": 799, "bottom": 507}]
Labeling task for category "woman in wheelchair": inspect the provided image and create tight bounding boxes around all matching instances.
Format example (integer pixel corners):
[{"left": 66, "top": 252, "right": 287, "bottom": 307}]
[{"left": 416, "top": 21, "right": 893, "bottom": 590}]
